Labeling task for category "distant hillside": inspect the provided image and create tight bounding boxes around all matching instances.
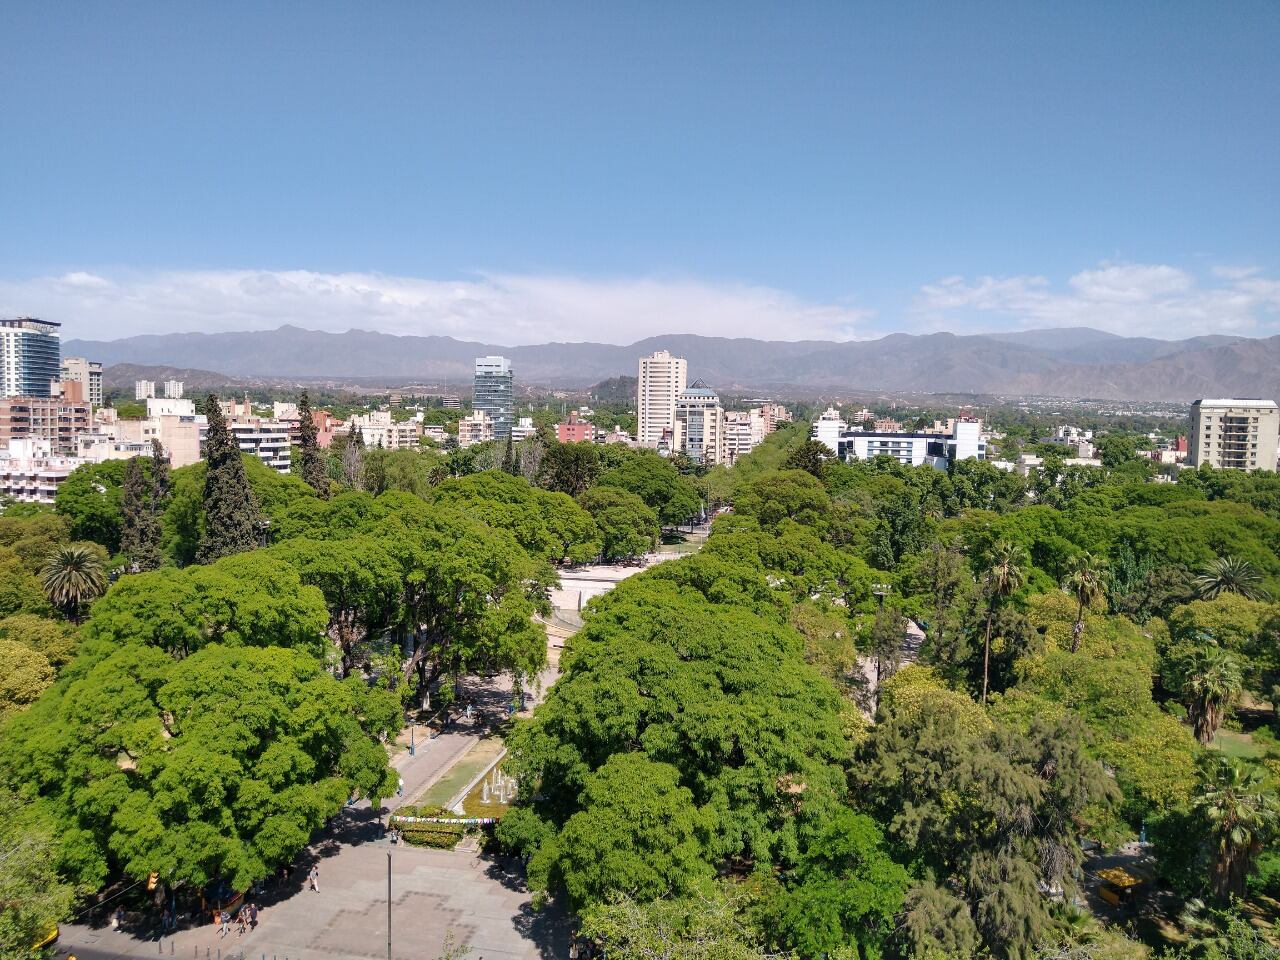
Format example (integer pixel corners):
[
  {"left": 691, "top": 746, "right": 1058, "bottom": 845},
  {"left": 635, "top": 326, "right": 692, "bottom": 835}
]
[
  {"left": 102, "top": 363, "right": 241, "bottom": 392},
  {"left": 64, "top": 326, "right": 1280, "bottom": 401}
]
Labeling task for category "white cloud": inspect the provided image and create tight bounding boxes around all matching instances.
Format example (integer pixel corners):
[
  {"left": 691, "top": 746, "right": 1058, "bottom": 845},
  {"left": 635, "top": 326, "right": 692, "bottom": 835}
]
[
  {"left": 913, "top": 261, "right": 1280, "bottom": 339},
  {"left": 0, "top": 269, "right": 875, "bottom": 344}
]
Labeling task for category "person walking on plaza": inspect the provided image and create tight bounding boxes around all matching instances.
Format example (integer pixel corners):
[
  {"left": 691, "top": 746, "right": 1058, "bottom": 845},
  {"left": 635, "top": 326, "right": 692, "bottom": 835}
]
[
  {"left": 397, "top": 775, "right": 404, "bottom": 797},
  {"left": 248, "top": 902, "right": 258, "bottom": 930},
  {"left": 218, "top": 910, "right": 230, "bottom": 936},
  {"left": 308, "top": 864, "right": 319, "bottom": 892}
]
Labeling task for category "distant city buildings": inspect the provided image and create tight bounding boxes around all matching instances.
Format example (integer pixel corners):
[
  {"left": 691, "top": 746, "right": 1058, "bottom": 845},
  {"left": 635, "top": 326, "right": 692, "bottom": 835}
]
[
  {"left": 135, "top": 379, "right": 156, "bottom": 400},
  {"left": 813, "top": 405, "right": 987, "bottom": 469},
  {"left": 557, "top": 410, "right": 594, "bottom": 443},
  {"left": 0, "top": 395, "right": 92, "bottom": 455},
  {"left": 457, "top": 410, "right": 494, "bottom": 448},
  {"left": 1189, "top": 398, "right": 1280, "bottom": 472},
  {"left": 349, "top": 410, "right": 423, "bottom": 450},
  {"left": 511, "top": 417, "right": 538, "bottom": 442},
  {"left": 637, "top": 350, "right": 687, "bottom": 448},
  {"left": 0, "top": 438, "right": 82, "bottom": 503},
  {"left": 164, "top": 379, "right": 184, "bottom": 399},
  {"left": 474, "top": 356, "right": 514, "bottom": 440},
  {"left": 60, "top": 357, "right": 103, "bottom": 407},
  {"left": 674, "top": 380, "right": 725, "bottom": 465},
  {"left": 1, "top": 318, "right": 60, "bottom": 398}
]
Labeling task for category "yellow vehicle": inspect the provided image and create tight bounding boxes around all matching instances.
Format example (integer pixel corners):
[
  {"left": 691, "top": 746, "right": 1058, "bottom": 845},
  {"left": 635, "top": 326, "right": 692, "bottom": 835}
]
[
  {"left": 32, "top": 923, "right": 59, "bottom": 948},
  {"left": 1096, "top": 867, "right": 1142, "bottom": 909}
]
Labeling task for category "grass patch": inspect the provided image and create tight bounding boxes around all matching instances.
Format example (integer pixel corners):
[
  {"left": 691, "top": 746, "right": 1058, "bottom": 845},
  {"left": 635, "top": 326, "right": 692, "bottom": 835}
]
[
  {"left": 1212, "top": 729, "right": 1265, "bottom": 760},
  {"left": 414, "top": 736, "right": 506, "bottom": 810}
]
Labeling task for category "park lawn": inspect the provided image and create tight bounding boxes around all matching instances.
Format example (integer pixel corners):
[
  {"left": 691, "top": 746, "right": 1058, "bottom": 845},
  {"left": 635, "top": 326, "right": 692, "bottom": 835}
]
[
  {"left": 414, "top": 736, "right": 507, "bottom": 810},
  {"left": 1212, "top": 729, "right": 1265, "bottom": 760}
]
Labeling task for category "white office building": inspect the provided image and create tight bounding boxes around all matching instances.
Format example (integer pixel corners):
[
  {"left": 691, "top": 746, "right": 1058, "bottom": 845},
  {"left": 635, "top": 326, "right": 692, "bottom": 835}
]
[
  {"left": 135, "top": 379, "right": 156, "bottom": 400},
  {"left": 812, "top": 407, "right": 847, "bottom": 453},
  {"left": 637, "top": 350, "right": 688, "bottom": 448},
  {"left": 674, "top": 382, "right": 725, "bottom": 465},
  {"left": 1190, "top": 399, "right": 1280, "bottom": 472},
  {"left": 163, "top": 379, "right": 185, "bottom": 399}
]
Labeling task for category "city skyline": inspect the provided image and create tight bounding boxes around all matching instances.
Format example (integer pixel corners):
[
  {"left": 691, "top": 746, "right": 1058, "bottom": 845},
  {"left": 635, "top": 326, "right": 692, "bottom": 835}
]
[{"left": 1, "top": 3, "right": 1278, "bottom": 343}]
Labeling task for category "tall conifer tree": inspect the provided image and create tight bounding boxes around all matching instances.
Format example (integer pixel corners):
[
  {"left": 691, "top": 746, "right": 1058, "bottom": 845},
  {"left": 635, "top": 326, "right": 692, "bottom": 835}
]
[
  {"left": 120, "top": 457, "right": 162, "bottom": 571},
  {"left": 297, "top": 390, "right": 329, "bottom": 498},
  {"left": 150, "top": 437, "right": 171, "bottom": 506},
  {"left": 197, "top": 394, "right": 261, "bottom": 563}
]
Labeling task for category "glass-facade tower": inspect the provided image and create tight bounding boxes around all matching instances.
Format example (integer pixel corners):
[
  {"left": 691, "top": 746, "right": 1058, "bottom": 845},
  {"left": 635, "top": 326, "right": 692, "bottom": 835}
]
[
  {"left": 473, "top": 356, "right": 514, "bottom": 440},
  {"left": 1, "top": 318, "right": 60, "bottom": 398}
]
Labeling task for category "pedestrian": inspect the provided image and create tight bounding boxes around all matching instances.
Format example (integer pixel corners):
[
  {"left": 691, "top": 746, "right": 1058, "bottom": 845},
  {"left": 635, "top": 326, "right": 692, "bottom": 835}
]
[
  {"left": 161, "top": 907, "right": 172, "bottom": 933},
  {"left": 308, "top": 864, "right": 319, "bottom": 892},
  {"left": 248, "top": 902, "right": 258, "bottom": 930},
  {"left": 397, "top": 776, "right": 405, "bottom": 797},
  {"left": 219, "top": 910, "right": 230, "bottom": 937},
  {"left": 111, "top": 906, "right": 124, "bottom": 931},
  {"left": 237, "top": 911, "right": 247, "bottom": 936}
]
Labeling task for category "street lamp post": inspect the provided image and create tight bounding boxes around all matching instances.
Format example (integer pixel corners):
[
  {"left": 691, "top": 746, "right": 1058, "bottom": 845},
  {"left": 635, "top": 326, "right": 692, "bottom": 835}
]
[
  {"left": 387, "top": 851, "right": 392, "bottom": 960},
  {"left": 409, "top": 723, "right": 415, "bottom": 757}
]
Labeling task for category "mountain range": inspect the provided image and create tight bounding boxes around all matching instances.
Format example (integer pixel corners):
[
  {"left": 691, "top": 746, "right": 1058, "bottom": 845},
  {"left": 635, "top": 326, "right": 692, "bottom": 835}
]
[{"left": 65, "top": 325, "right": 1280, "bottom": 401}]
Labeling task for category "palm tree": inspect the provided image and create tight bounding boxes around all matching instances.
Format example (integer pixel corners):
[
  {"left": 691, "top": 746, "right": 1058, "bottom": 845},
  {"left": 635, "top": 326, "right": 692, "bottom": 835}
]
[
  {"left": 1063, "top": 552, "right": 1108, "bottom": 652},
  {"left": 981, "top": 540, "right": 1027, "bottom": 704},
  {"left": 1183, "top": 645, "right": 1244, "bottom": 746},
  {"left": 41, "top": 545, "right": 107, "bottom": 622},
  {"left": 1196, "top": 555, "right": 1270, "bottom": 602},
  {"left": 1194, "top": 755, "right": 1280, "bottom": 899}
]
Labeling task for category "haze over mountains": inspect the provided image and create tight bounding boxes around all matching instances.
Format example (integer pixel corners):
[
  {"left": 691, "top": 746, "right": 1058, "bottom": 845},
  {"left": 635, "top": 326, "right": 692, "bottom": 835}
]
[{"left": 66, "top": 325, "right": 1280, "bottom": 401}]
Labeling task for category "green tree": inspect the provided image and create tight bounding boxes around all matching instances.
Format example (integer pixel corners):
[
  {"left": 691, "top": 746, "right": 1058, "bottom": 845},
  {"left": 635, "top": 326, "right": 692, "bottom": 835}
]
[
  {"left": 597, "top": 454, "right": 700, "bottom": 527},
  {"left": 577, "top": 486, "right": 659, "bottom": 561},
  {"left": 765, "top": 808, "right": 909, "bottom": 958},
  {"left": 539, "top": 442, "right": 601, "bottom": 497},
  {"left": 53, "top": 459, "right": 130, "bottom": 553},
  {"left": 40, "top": 543, "right": 106, "bottom": 622},
  {"left": 297, "top": 389, "right": 329, "bottom": 498},
  {"left": 1196, "top": 555, "right": 1270, "bottom": 602},
  {"left": 1194, "top": 756, "right": 1280, "bottom": 900},
  {"left": 271, "top": 536, "right": 404, "bottom": 676},
  {"left": 197, "top": 394, "right": 262, "bottom": 563},
  {"left": 0, "top": 643, "right": 396, "bottom": 893},
  {"left": 0, "top": 637, "right": 54, "bottom": 720},
  {"left": 580, "top": 886, "right": 764, "bottom": 960},
  {"left": 781, "top": 439, "right": 830, "bottom": 480},
  {"left": 981, "top": 540, "right": 1028, "bottom": 704},
  {"left": 1063, "top": 552, "right": 1108, "bottom": 652},
  {"left": 0, "top": 548, "right": 54, "bottom": 618},
  {"left": 120, "top": 456, "right": 163, "bottom": 572},
  {"left": 1179, "top": 645, "right": 1244, "bottom": 746},
  {"left": 150, "top": 437, "right": 171, "bottom": 505},
  {"left": 0, "top": 788, "right": 79, "bottom": 956},
  {"left": 549, "top": 754, "right": 713, "bottom": 908}
]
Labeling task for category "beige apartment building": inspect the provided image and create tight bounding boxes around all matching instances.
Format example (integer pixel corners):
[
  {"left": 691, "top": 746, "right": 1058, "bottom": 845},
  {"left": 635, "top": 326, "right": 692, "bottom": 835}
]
[
  {"left": 637, "top": 350, "right": 687, "bottom": 448},
  {"left": 1189, "top": 399, "right": 1279, "bottom": 472}
]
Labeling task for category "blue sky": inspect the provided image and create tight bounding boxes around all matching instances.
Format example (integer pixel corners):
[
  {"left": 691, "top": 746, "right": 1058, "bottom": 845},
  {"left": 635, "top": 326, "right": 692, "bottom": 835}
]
[{"left": 1, "top": 1, "right": 1277, "bottom": 344}]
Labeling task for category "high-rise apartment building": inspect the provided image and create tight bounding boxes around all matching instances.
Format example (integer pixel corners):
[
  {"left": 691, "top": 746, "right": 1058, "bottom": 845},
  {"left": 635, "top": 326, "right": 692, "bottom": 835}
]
[
  {"left": 1189, "top": 399, "right": 1280, "bottom": 472},
  {"left": 637, "top": 350, "right": 687, "bottom": 448},
  {"left": 60, "top": 357, "right": 103, "bottom": 407},
  {"left": 473, "top": 356, "right": 514, "bottom": 440},
  {"left": 163, "top": 379, "right": 184, "bottom": 399},
  {"left": 135, "top": 380, "right": 156, "bottom": 400},
  {"left": 1, "top": 318, "right": 60, "bottom": 398},
  {"left": 674, "top": 381, "right": 725, "bottom": 465}
]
